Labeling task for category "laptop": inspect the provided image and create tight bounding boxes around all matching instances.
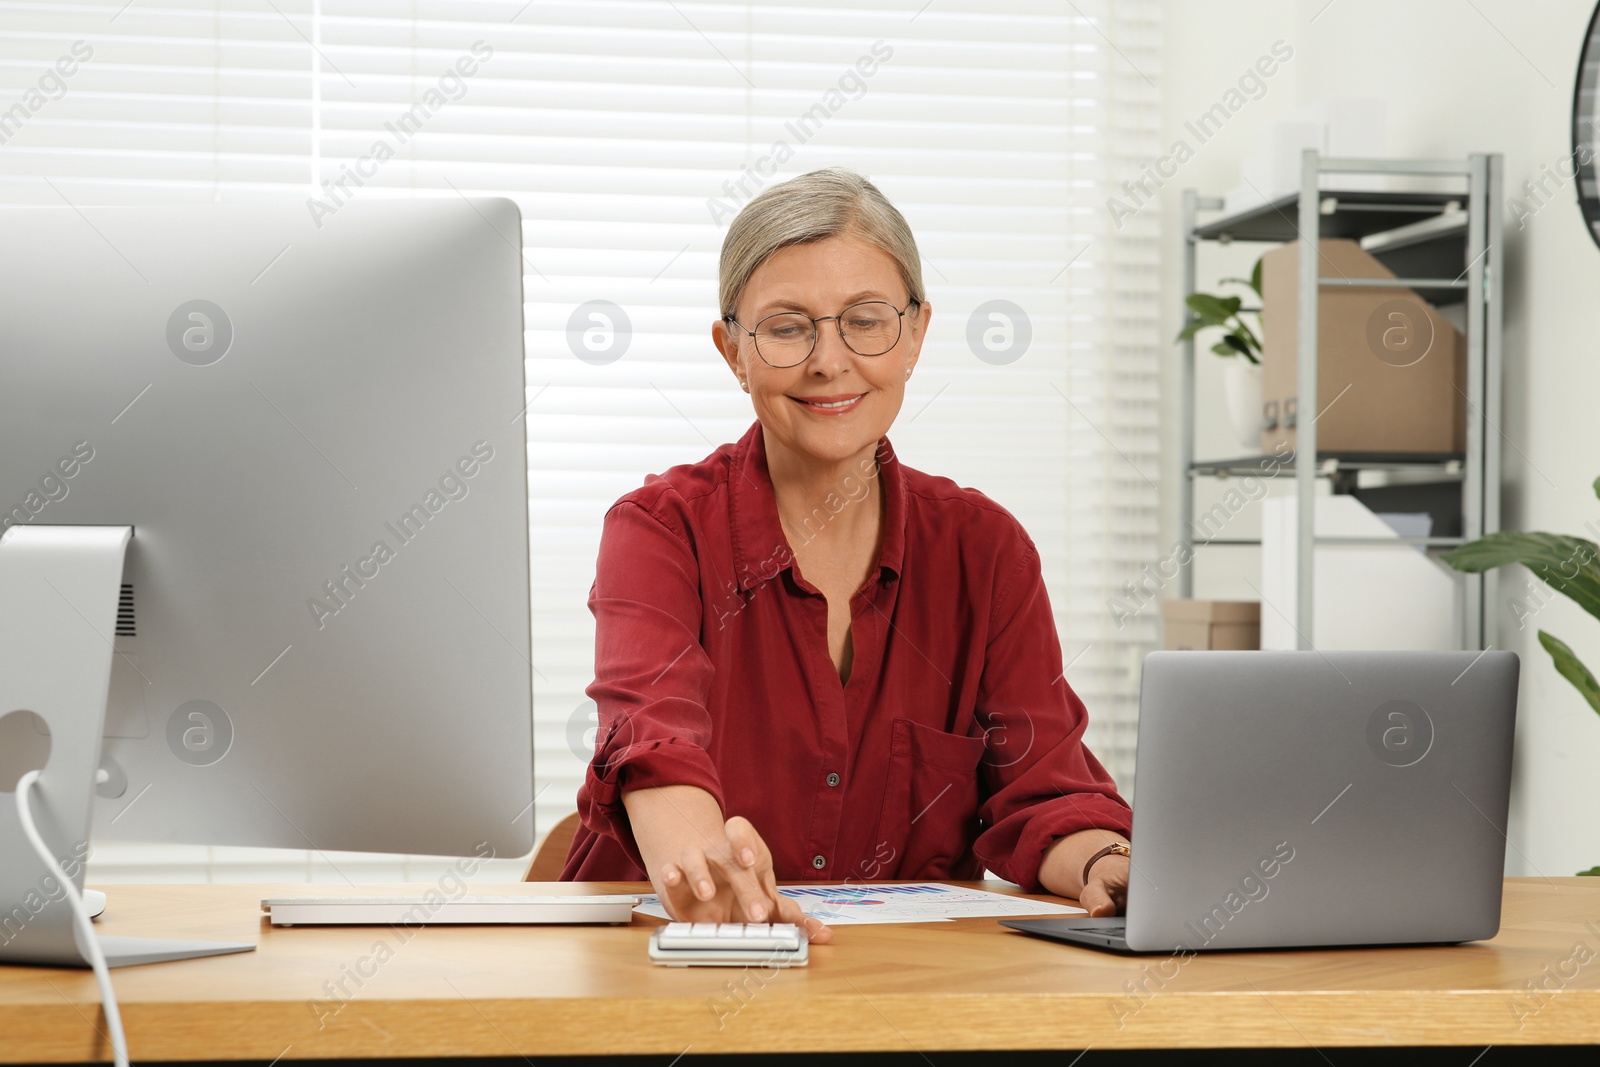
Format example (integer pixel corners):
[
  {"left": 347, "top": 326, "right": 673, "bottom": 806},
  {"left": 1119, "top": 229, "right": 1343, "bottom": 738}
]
[{"left": 1001, "top": 650, "right": 1519, "bottom": 954}]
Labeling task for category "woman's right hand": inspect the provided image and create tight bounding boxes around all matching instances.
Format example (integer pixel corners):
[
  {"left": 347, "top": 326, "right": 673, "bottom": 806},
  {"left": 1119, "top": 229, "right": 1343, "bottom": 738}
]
[
  {"left": 653, "top": 814, "right": 832, "bottom": 943},
  {"left": 622, "top": 784, "right": 832, "bottom": 944}
]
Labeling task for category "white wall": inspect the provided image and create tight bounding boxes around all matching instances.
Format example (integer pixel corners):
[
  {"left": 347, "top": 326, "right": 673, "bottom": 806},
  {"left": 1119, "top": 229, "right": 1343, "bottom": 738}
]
[{"left": 1158, "top": 0, "right": 1600, "bottom": 876}]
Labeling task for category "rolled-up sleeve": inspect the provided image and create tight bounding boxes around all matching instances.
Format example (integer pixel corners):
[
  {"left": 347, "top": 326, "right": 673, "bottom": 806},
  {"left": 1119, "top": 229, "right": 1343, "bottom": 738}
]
[
  {"left": 576, "top": 498, "right": 724, "bottom": 869},
  {"left": 972, "top": 534, "right": 1133, "bottom": 891}
]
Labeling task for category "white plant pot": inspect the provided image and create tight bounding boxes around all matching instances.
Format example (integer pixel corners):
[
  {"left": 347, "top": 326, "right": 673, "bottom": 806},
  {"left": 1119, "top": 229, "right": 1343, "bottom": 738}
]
[{"left": 1221, "top": 359, "right": 1262, "bottom": 452}]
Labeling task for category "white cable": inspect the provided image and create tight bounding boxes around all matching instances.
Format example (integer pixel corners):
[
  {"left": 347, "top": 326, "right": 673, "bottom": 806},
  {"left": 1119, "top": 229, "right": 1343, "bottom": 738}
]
[{"left": 15, "top": 769, "right": 129, "bottom": 1067}]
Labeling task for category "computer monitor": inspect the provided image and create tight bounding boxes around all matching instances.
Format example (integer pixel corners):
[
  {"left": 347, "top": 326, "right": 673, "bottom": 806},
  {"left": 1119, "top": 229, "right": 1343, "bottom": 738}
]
[{"left": 0, "top": 199, "right": 534, "bottom": 965}]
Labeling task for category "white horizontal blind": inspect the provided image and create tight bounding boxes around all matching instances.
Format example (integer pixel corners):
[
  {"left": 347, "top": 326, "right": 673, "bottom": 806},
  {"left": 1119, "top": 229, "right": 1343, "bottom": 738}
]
[{"left": 0, "top": 0, "right": 1160, "bottom": 881}]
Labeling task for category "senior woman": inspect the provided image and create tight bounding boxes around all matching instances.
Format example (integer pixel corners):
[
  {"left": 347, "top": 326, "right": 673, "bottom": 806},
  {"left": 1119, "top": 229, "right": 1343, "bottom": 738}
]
[{"left": 560, "top": 168, "right": 1131, "bottom": 939}]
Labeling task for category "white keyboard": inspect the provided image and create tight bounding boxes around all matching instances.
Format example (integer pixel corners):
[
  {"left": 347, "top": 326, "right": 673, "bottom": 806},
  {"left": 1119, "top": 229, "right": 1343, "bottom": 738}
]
[{"left": 648, "top": 922, "right": 809, "bottom": 967}]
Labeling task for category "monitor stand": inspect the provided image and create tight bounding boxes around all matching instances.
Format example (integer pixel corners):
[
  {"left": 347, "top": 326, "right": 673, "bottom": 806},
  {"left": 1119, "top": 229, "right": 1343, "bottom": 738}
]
[{"left": 0, "top": 524, "right": 254, "bottom": 967}]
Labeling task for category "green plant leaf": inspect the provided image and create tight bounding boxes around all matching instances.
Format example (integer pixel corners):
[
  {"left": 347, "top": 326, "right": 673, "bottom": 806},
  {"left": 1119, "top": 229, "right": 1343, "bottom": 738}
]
[
  {"left": 1221, "top": 328, "right": 1262, "bottom": 364},
  {"left": 1210, "top": 341, "right": 1239, "bottom": 357},
  {"left": 1441, "top": 531, "right": 1600, "bottom": 621},
  {"left": 1579, "top": 866, "right": 1600, "bottom": 876},
  {"left": 1230, "top": 319, "right": 1263, "bottom": 352},
  {"left": 1186, "top": 293, "right": 1241, "bottom": 321},
  {"left": 1220, "top": 260, "right": 1263, "bottom": 298},
  {"left": 1218, "top": 260, "right": 1265, "bottom": 297},
  {"left": 1219, "top": 333, "right": 1253, "bottom": 357},
  {"left": 1538, "top": 630, "right": 1600, "bottom": 717},
  {"left": 1175, "top": 320, "right": 1206, "bottom": 342}
]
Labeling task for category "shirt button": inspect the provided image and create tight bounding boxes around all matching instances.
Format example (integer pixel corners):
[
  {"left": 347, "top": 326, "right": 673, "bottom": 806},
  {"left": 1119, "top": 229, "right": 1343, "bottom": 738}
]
[
  {"left": 812, "top": 855, "right": 826, "bottom": 870},
  {"left": 826, "top": 772, "right": 841, "bottom": 787}
]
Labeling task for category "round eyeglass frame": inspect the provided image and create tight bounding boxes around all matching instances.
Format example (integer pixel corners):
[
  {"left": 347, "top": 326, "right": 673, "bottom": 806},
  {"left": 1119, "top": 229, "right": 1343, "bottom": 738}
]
[{"left": 723, "top": 299, "right": 919, "bottom": 369}]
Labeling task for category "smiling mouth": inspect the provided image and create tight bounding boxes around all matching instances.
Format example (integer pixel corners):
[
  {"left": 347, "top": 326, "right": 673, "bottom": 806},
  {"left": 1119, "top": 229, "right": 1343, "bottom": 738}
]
[{"left": 791, "top": 393, "right": 866, "bottom": 413}]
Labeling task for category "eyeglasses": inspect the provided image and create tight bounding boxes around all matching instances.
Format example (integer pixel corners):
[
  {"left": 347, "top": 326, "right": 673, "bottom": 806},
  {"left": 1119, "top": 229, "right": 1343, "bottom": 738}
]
[{"left": 723, "top": 299, "right": 918, "bottom": 369}]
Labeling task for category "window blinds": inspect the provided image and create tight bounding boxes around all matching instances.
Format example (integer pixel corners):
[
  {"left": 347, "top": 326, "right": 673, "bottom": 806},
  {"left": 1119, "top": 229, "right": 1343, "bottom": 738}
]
[{"left": 0, "top": 0, "right": 1161, "bottom": 879}]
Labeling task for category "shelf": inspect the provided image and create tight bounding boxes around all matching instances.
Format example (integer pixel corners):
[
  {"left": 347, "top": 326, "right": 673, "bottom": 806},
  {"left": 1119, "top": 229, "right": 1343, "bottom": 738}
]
[
  {"left": 1177, "top": 153, "right": 1501, "bottom": 650},
  {"left": 1190, "top": 454, "right": 1464, "bottom": 478},
  {"left": 1194, "top": 536, "right": 1467, "bottom": 548},
  {"left": 1192, "top": 190, "right": 1471, "bottom": 306},
  {"left": 1358, "top": 210, "right": 1469, "bottom": 306},
  {"left": 1191, "top": 189, "right": 1465, "bottom": 244}
]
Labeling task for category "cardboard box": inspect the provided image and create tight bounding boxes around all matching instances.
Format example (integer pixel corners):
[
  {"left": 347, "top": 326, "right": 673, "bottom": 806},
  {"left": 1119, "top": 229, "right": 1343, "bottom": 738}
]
[
  {"left": 1259, "top": 239, "right": 1465, "bottom": 456},
  {"left": 1161, "top": 600, "right": 1261, "bottom": 651}
]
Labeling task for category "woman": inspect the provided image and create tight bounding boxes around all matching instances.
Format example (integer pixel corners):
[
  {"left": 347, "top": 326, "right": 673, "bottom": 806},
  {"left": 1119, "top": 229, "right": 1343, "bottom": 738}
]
[{"left": 560, "top": 168, "right": 1131, "bottom": 940}]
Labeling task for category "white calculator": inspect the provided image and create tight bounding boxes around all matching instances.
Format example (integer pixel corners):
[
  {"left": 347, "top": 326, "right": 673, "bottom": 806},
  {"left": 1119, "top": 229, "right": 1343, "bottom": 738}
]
[{"left": 647, "top": 922, "right": 810, "bottom": 967}]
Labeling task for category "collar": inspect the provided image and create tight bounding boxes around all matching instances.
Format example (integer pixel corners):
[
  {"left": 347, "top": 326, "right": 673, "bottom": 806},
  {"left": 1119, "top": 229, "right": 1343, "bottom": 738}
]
[{"left": 728, "top": 420, "right": 906, "bottom": 593}]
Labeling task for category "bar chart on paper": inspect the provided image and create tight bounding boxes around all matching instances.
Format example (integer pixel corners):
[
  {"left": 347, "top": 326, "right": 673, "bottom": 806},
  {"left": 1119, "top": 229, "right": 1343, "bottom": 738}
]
[{"left": 632, "top": 883, "right": 1086, "bottom": 925}]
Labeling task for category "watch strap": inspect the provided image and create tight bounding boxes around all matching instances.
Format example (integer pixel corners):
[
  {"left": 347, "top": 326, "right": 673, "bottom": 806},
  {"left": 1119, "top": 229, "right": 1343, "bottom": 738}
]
[{"left": 1080, "top": 841, "right": 1131, "bottom": 889}]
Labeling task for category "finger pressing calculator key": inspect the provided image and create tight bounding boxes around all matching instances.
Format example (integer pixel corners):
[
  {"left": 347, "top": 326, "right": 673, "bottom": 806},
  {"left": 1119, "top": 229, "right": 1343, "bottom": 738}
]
[{"left": 648, "top": 922, "right": 809, "bottom": 967}]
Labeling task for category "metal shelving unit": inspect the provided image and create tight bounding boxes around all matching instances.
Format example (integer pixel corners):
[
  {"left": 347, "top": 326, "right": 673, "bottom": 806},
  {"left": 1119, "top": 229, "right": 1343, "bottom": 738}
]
[{"left": 1178, "top": 150, "right": 1504, "bottom": 651}]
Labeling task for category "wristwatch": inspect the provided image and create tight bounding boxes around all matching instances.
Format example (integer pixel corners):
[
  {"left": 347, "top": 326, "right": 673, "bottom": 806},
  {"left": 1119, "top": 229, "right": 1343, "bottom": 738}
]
[{"left": 1081, "top": 841, "right": 1131, "bottom": 887}]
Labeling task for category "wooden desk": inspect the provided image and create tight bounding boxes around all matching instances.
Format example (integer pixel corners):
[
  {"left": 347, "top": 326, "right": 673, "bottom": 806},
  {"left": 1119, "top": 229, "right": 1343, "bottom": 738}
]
[{"left": 2, "top": 879, "right": 1599, "bottom": 1062}]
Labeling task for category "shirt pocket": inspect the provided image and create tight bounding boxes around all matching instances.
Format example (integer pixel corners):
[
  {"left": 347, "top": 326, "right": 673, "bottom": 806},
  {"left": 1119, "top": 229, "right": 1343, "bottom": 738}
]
[{"left": 875, "top": 718, "right": 987, "bottom": 879}]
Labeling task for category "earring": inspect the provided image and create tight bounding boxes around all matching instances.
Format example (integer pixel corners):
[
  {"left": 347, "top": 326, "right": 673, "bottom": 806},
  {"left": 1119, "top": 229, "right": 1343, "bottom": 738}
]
[
  {"left": 904, "top": 368, "right": 912, "bottom": 380},
  {"left": 740, "top": 381, "right": 750, "bottom": 392}
]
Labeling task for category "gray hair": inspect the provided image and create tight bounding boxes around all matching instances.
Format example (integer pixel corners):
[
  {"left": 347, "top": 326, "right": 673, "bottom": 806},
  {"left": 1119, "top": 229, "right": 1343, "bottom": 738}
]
[{"left": 718, "top": 168, "right": 925, "bottom": 320}]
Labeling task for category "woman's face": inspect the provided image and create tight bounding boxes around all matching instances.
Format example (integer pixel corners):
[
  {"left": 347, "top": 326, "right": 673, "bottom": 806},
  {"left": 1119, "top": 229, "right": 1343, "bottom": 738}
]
[{"left": 714, "top": 234, "right": 930, "bottom": 468}]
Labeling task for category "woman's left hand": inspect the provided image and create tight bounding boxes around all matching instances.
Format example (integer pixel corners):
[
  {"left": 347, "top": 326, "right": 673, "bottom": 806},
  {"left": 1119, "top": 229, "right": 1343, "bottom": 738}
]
[
  {"left": 1078, "top": 854, "right": 1129, "bottom": 917},
  {"left": 1039, "top": 830, "right": 1130, "bottom": 915}
]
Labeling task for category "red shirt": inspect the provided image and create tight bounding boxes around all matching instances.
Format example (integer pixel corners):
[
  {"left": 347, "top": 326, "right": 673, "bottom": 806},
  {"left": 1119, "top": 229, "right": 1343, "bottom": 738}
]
[{"left": 560, "top": 420, "right": 1130, "bottom": 891}]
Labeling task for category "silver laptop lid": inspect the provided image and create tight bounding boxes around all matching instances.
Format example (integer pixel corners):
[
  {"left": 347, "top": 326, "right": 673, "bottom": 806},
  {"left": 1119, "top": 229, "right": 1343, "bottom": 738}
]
[{"left": 1124, "top": 650, "right": 1518, "bottom": 953}]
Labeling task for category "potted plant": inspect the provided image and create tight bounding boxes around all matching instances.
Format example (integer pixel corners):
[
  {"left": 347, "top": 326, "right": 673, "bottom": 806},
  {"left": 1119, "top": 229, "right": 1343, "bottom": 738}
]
[
  {"left": 1441, "top": 476, "right": 1600, "bottom": 875},
  {"left": 1177, "top": 257, "right": 1264, "bottom": 451}
]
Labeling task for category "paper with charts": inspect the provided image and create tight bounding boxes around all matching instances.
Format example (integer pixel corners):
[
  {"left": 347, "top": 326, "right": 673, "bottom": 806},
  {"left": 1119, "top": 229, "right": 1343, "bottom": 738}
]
[{"left": 632, "top": 882, "right": 1086, "bottom": 925}]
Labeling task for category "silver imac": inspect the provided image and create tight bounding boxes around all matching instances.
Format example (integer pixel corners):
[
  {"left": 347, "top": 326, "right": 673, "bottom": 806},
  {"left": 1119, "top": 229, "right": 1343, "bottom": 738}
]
[{"left": 0, "top": 198, "right": 534, "bottom": 966}]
